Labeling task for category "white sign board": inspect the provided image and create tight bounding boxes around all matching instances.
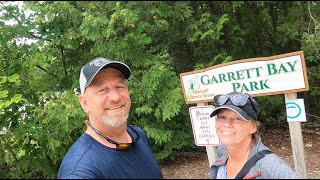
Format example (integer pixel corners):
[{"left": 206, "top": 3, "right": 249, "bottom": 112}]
[
  {"left": 189, "top": 106, "right": 219, "bottom": 146},
  {"left": 180, "top": 51, "right": 309, "bottom": 104},
  {"left": 286, "top": 98, "right": 307, "bottom": 122}
]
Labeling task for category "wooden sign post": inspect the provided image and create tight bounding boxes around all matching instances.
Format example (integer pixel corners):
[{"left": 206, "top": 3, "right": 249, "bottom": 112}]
[
  {"left": 285, "top": 93, "right": 307, "bottom": 178},
  {"left": 179, "top": 51, "right": 309, "bottom": 178}
]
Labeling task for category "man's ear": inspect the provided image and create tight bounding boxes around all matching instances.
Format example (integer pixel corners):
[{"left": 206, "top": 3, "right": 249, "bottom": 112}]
[{"left": 79, "top": 95, "right": 90, "bottom": 113}]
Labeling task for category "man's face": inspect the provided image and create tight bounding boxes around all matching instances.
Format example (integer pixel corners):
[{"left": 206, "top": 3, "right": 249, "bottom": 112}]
[{"left": 80, "top": 68, "right": 131, "bottom": 128}]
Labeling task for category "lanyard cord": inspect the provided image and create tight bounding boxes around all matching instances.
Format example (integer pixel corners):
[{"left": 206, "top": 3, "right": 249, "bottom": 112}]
[{"left": 86, "top": 120, "right": 120, "bottom": 145}]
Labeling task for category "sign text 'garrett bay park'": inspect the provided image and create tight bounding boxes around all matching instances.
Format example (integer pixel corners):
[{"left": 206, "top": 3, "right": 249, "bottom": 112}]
[{"left": 180, "top": 51, "right": 309, "bottom": 104}]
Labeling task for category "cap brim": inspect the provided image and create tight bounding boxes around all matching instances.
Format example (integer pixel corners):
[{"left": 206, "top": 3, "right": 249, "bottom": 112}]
[
  {"left": 210, "top": 105, "right": 252, "bottom": 121},
  {"left": 100, "top": 62, "right": 131, "bottom": 79},
  {"left": 85, "top": 62, "right": 131, "bottom": 91}
]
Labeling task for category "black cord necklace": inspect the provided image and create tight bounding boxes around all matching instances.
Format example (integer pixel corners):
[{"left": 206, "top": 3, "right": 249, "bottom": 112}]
[{"left": 86, "top": 120, "right": 140, "bottom": 151}]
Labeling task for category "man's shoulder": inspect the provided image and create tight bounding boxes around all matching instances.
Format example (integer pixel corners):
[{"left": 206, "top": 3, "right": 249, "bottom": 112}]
[
  {"left": 58, "top": 134, "right": 104, "bottom": 179},
  {"left": 129, "top": 124, "right": 143, "bottom": 131},
  {"left": 67, "top": 133, "right": 95, "bottom": 152},
  {"left": 59, "top": 134, "right": 95, "bottom": 167},
  {"left": 128, "top": 125, "right": 147, "bottom": 137}
]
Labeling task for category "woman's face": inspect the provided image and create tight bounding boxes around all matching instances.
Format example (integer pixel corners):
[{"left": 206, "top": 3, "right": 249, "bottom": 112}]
[{"left": 215, "top": 109, "right": 257, "bottom": 146}]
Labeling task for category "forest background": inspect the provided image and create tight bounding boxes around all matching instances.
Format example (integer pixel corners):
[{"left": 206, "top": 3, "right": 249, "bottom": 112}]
[{"left": 0, "top": 1, "right": 319, "bottom": 178}]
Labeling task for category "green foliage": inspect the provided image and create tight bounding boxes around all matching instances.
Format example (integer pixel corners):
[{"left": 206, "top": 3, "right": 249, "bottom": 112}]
[
  {"left": 1, "top": 1, "right": 320, "bottom": 178},
  {"left": 300, "top": 1, "right": 320, "bottom": 111},
  {"left": 1, "top": 90, "right": 85, "bottom": 178},
  {"left": 255, "top": 95, "right": 287, "bottom": 124},
  {"left": 0, "top": 74, "right": 27, "bottom": 178},
  {"left": 0, "top": 74, "right": 26, "bottom": 124}
]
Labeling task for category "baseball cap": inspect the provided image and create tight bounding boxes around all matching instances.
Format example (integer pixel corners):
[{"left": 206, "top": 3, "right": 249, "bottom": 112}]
[
  {"left": 209, "top": 92, "right": 260, "bottom": 121},
  {"left": 79, "top": 57, "right": 131, "bottom": 94}
]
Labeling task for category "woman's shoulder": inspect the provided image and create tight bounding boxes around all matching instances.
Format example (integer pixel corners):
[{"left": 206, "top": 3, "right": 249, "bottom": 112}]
[{"left": 257, "top": 153, "right": 299, "bottom": 178}]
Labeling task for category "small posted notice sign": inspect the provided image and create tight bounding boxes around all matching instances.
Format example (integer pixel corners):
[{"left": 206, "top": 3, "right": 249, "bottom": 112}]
[
  {"left": 189, "top": 106, "right": 219, "bottom": 146},
  {"left": 285, "top": 98, "right": 307, "bottom": 122}
]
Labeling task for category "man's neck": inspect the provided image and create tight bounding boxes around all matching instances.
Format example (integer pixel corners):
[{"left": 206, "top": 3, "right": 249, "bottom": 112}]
[{"left": 85, "top": 120, "right": 130, "bottom": 145}]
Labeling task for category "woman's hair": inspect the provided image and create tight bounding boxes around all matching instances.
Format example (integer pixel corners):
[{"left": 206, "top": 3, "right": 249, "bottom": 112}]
[{"left": 252, "top": 120, "right": 261, "bottom": 144}]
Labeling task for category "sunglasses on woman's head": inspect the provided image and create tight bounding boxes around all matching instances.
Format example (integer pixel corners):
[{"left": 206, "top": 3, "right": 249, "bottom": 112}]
[
  {"left": 214, "top": 93, "right": 259, "bottom": 113},
  {"left": 86, "top": 120, "right": 140, "bottom": 151},
  {"left": 214, "top": 93, "right": 250, "bottom": 106}
]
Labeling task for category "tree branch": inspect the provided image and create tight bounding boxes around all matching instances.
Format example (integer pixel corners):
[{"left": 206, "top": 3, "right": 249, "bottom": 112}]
[
  {"left": 0, "top": 64, "right": 10, "bottom": 71},
  {"left": 0, "top": 1, "right": 51, "bottom": 42},
  {"left": 59, "top": 44, "right": 68, "bottom": 87},
  {"left": 35, "top": 64, "right": 59, "bottom": 79},
  {"left": 308, "top": 1, "right": 320, "bottom": 25}
]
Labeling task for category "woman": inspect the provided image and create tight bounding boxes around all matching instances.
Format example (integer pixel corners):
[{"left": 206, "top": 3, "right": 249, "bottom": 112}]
[{"left": 208, "top": 92, "right": 298, "bottom": 179}]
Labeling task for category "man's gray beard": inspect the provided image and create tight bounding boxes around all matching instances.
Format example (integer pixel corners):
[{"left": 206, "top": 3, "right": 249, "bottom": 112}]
[{"left": 102, "top": 114, "right": 129, "bottom": 128}]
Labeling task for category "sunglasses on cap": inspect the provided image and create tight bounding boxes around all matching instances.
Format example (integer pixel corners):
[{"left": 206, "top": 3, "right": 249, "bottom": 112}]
[
  {"left": 214, "top": 92, "right": 259, "bottom": 112},
  {"left": 86, "top": 120, "right": 140, "bottom": 151}
]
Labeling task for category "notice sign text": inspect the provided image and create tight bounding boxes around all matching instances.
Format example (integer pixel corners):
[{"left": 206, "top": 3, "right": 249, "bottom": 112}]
[{"left": 189, "top": 106, "right": 219, "bottom": 146}]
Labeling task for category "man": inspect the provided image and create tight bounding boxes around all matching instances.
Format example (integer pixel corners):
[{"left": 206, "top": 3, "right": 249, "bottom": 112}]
[{"left": 58, "top": 57, "right": 163, "bottom": 179}]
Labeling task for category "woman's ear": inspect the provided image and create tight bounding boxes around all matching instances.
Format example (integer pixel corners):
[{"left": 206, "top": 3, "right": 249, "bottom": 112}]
[
  {"left": 79, "top": 95, "right": 90, "bottom": 113},
  {"left": 249, "top": 121, "right": 258, "bottom": 134}
]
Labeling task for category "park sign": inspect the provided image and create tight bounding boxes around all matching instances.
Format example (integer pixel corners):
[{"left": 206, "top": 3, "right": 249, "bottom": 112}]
[{"left": 179, "top": 51, "right": 309, "bottom": 104}]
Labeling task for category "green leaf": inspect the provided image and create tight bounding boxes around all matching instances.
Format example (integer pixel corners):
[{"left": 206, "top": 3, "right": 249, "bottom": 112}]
[
  {"left": 23, "top": 136, "right": 30, "bottom": 145},
  {"left": 8, "top": 74, "right": 20, "bottom": 83},
  {"left": 0, "top": 76, "right": 7, "bottom": 84},
  {"left": 11, "top": 94, "right": 24, "bottom": 103},
  {"left": 0, "top": 90, "right": 9, "bottom": 98}
]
